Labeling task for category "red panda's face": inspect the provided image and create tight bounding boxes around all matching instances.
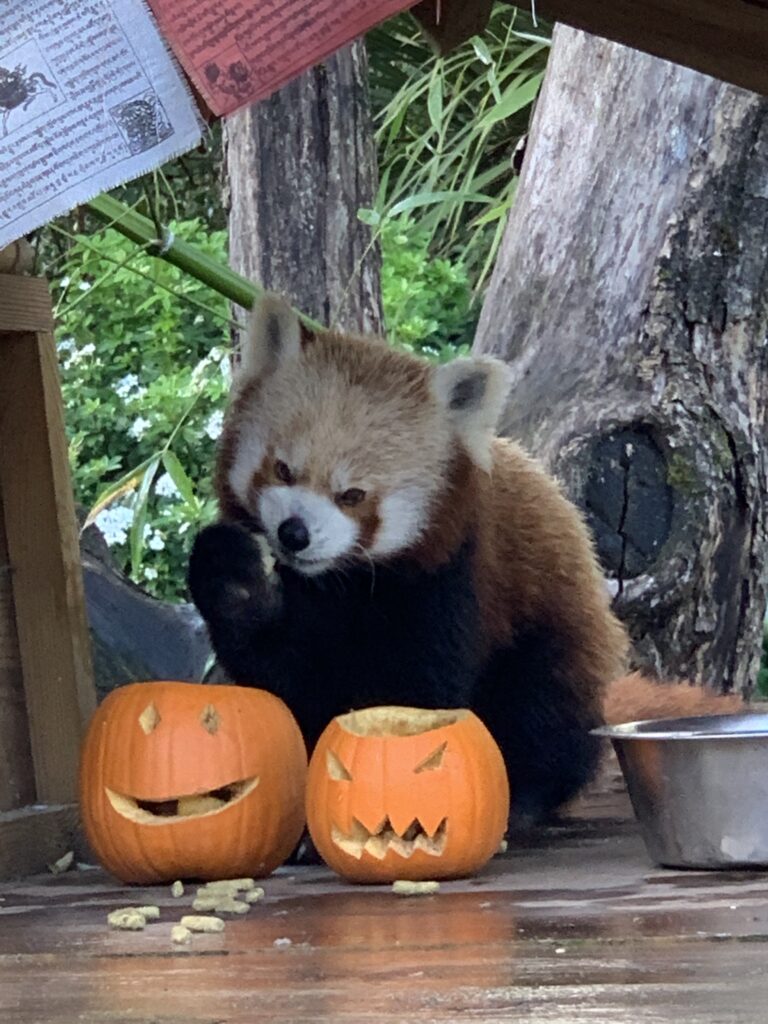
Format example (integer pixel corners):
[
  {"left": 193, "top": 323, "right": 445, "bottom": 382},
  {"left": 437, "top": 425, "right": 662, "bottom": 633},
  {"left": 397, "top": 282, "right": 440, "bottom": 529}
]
[{"left": 218, "top": 296, "right": 511, "bottom": 575}]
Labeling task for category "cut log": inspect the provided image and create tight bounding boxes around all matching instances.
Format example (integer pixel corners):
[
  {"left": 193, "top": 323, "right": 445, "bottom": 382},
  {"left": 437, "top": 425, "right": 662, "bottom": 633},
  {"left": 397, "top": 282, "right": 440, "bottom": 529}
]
[
  {"left": 224, "top": 39, "right": 383, "bottom": 335},
  {"left": 474, "top": 27, "right": 768, "bottom": 694}
]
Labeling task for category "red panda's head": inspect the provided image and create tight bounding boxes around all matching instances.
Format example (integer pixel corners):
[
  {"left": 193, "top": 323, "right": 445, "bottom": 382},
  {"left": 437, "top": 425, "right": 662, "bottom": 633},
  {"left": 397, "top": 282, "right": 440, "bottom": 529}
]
[{"left": 216, "top": 294, "right": 511, "bottom": 575}]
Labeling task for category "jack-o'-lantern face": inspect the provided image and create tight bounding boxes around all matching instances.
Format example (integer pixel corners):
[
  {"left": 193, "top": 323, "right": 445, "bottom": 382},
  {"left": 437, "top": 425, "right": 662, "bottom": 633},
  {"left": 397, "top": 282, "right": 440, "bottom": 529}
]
[
  {"left": 306, "top": 706, "right": 509, "bottom": 883},
  {"left": 79, "top": 681, "right": 307, "bottom": 884}
]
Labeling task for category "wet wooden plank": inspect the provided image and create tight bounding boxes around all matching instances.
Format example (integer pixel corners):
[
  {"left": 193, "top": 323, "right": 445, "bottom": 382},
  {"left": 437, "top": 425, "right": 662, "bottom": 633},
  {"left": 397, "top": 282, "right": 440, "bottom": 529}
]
[{"left": 2, "top": 815, "right": 768, "bottom": 1023}]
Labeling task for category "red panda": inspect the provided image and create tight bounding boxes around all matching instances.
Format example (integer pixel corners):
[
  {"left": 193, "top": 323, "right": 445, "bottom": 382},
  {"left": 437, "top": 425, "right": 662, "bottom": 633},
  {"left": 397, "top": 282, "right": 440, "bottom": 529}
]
[{"left": 188, "top": 293, "right": 742, "bottom": 830}]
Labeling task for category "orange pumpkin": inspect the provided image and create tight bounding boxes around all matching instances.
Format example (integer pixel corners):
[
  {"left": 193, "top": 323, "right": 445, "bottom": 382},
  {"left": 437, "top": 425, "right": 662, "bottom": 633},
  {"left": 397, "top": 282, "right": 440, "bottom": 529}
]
[
  {"left": 79, "top": 681, "right": 307, "bottom": 884},
  {"left": 306, "top": 706, "right": 509, "bottom": 883}
]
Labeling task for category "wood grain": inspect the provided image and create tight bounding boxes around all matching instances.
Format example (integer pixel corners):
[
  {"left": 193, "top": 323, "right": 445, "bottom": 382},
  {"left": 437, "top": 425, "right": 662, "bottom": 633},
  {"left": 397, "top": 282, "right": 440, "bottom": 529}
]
[
  {"left": 413, "top": 0, "right": 494, "bottom": 53},
  {"left": 2, "top": 811, "right": 768, "bottom": 1023},
  {"left": 0, "top": 275, "right": 53, "bottom": 333},
  {"left": 0, "top": 324, "right": 96, "bottom": 804},
  {"left": 529, "top": 0, "right": 768, "bottom": 96},
  {"left": 0, "top": 804, "right": 79, "bottom": 879},
  {"left": 225, "top": 39, "right": 383, "bottom": 336},
  {"left": 0, "top": 487, "right": 35, "bottom": 812},
  {"left": 474, "top": 27, "right": 768, "bottom": 693}
]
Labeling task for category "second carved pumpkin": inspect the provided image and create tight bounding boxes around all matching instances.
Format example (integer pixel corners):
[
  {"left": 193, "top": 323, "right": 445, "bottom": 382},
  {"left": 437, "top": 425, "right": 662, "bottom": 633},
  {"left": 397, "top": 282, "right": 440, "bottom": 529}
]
[{"left": 305, "top": 706, "right": 509, "bottom": 883}]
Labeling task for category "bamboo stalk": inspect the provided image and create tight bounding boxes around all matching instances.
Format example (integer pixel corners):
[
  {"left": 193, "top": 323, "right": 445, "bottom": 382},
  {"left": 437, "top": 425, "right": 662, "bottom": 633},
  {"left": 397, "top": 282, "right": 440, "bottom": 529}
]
[{"left": 84, "top": 194, "right": 324, "bottom": 331}]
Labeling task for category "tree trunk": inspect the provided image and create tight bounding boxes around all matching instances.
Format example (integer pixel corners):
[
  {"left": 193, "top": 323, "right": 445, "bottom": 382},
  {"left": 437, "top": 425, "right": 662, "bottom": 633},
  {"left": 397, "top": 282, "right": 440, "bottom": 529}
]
[
  {"left": 223, "top": 39, "right": 383, "bottom": 335},
  {"left": 474, "top": 26, "right": 768, "bottom": 695}
]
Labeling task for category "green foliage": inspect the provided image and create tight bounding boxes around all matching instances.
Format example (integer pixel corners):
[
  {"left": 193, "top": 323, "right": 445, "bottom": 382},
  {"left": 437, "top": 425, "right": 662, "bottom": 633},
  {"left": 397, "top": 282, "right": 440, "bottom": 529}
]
[
  {"left": 52, "top": 219, "right": 230, "bottom": 600},
  {"left": 380, "top": 217, "right": 475, "bottom": 359},
  {"left": 367, "top": 5, "right": 550, "bottom": 288}
]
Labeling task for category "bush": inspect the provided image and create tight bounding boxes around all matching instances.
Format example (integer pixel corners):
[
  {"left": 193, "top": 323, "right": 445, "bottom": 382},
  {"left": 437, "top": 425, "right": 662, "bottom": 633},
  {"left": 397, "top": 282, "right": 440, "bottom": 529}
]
[
  {"left": 53, "top": 219, "right": 230, "bottom": 600},
  {"left": 380, "top": 217, "right": 477, "bottom": 359}
]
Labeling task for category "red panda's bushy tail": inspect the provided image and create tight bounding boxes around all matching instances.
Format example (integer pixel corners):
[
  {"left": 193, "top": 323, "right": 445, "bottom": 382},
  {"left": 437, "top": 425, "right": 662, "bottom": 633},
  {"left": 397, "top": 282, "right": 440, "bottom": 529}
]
[{"left": 601, "top": 672, "right": 744, "bottom": 727}]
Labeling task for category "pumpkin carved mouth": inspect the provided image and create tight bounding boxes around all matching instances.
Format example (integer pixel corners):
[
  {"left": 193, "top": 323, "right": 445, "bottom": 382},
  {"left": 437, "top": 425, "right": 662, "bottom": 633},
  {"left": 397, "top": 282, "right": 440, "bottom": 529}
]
[
  {"left": 105, "top": 777, "right": 260, "bottom": 824},
  {"left": 332, "top": 815, "right": 448, "bottom": 860}
]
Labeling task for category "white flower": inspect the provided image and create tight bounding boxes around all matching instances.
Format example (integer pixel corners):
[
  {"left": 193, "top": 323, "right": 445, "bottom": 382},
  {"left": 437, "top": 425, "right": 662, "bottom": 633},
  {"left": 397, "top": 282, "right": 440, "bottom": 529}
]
[
  {"left": 78, "top": 280, "right": 91, "bottom": 292},
  {"left": 114, "top": 373, "right": 140, "bottom": 398},
  {"left": 204, "top": 410, "right": 224, "bottom": 440},
  {"left": 148, "top": 532, "right": 165, "bottom": 551},
  {"left": 143, "top": 567, "right": 158, "bottom": 581},
  {"left": 79, "top": 343, "right": 95, "bottom": 356},
  {"left": 155, "top": 472, "right": 180, "bottom": 498},
  {"left": 129, "top": 416, "right": 152, "bottom": 440},
  {"left": 94, "top": 505, "right": 133, "bottom": 546}
]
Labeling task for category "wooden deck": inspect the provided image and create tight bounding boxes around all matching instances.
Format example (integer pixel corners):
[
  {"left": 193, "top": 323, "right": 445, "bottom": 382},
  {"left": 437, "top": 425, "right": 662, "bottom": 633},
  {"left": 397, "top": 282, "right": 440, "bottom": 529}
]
[{"left": 2, "top": 782, "right": 768, "bottom": 1024}]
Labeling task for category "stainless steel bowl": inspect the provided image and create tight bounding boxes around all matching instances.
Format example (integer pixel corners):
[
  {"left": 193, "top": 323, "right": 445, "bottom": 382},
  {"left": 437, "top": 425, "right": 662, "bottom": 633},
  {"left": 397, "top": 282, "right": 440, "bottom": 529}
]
[{"left": 593, "top": 713, "right": 768, "bottom": 869}]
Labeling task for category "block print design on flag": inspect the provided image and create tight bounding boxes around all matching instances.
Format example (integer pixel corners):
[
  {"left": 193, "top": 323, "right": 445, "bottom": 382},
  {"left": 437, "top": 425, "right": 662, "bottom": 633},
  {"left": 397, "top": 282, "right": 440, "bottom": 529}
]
[{"left": 147, "top": 0, "right": 422, "bottom": 116}]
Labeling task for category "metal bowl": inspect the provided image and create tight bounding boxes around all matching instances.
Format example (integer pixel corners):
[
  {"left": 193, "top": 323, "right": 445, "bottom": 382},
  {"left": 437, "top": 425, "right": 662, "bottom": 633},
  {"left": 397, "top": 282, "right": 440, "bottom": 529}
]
[{"left": 593, "top": 713, "right": 768, "bottom": 869}]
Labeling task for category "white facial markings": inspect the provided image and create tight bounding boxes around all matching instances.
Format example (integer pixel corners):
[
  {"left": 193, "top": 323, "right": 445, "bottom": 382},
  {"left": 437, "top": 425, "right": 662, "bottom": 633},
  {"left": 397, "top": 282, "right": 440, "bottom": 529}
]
[
  {"left": 370, "top": 486, "right": 431, "bottom": 557},
  {"left": 274, "top": 439, "right": 309, "bottom": 477},
  {"left": 330, "top": 462, "right": 356, "bottom": 494},
  {"left": 258, "top": 485, "right": 359, "bottom": 572},
  {"left": 229, "top": 431, "right": 267, "bottom": 504}
]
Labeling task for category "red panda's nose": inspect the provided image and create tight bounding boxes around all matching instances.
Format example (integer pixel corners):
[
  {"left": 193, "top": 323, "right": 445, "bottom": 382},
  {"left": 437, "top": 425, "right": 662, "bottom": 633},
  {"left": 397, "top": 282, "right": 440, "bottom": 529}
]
[{"left": 278, "top": 516, "right": 311, "bottom": 553}]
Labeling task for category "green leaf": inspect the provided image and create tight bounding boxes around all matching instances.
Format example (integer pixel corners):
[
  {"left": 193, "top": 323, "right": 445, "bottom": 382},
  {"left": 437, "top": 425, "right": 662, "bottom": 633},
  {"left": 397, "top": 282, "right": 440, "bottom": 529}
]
[
  {"left": 388, "top": 190, "right": 493, "bottom": 218},
  {"left": 83, "top": 454, "right": 157, "bottom": 529},
  {"left": 471, "top": 37, "right": 493, "bottom": 65},
  {"left": 427, "top": 67, "right": 443, "bottom": 133},
  {"left": 130, "top": 457, "right": 160, "bottom": 576},
  {"left": 162, "top": 450, "right": 197, "bottom": 506},
  {"left": 357, "top": 207, "right": 381, "bottom": 227},
  {"left": 480, "top": 71, "right": 544, "bottom": 128}
]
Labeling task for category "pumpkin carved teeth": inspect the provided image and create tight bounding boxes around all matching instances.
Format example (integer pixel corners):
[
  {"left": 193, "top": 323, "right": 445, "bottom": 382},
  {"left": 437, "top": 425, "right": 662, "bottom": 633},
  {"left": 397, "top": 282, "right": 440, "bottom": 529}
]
[
  {"left": 331, "top": 816, "right": 448, "bottom": 860},
  {"left": 105, "top": 777, "right": 260, "bottom": 824}
]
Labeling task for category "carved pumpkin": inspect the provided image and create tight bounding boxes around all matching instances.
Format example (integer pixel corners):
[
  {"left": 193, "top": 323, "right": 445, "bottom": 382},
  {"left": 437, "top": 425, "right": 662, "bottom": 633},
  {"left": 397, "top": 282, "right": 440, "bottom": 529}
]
[
  {"left": 306, "top": 706, "right": 509, "bottom": 883},
  {"left": 79, "top": 681, "right": 307, "bottom": 884}
]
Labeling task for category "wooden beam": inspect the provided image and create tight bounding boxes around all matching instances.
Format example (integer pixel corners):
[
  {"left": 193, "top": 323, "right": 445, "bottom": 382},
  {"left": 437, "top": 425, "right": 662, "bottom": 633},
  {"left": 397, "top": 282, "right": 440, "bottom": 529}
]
[
  {"left": 0, "top": 275, "right": 96, "bottom": 804},
  {"left": 0, "top": 275, "right": 54, "bottom": 334},
  {"left": 0, "top": 804, "right": 79, "bottom": 879},
  {"left": 0, "top": 489, "right": 35, "bottom": 812},
  {"left": 412, "top": 0, "right": 494, "bottom": 53},
  {"left": 522, "top": 0, "right": 768, "bottom": 97}
]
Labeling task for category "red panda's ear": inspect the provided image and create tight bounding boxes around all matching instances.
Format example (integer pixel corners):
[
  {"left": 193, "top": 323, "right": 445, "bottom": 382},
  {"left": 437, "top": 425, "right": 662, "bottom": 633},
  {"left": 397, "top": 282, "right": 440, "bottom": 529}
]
[
  {"left": 237, "top": 292, "right": 302, "bottom": 384},
  {"left": 432, "top": 357, "right": 512, "bottom": 469}
]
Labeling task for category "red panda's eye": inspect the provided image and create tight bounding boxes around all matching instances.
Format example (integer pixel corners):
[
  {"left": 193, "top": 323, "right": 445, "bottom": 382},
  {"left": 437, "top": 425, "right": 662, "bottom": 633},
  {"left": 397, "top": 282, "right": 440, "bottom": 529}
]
[
  {"left": 274, "top": 460, "right": 294, "bottom": 485},
  {"left": 337, "top": 488, "right": 366, "bottom": 508}
]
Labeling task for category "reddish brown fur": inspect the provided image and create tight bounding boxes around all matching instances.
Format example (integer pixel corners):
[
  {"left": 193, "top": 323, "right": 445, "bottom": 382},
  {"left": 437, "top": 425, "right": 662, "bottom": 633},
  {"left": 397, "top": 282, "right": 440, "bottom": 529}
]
[
  {"left": 216, "top": 315, "right": 742, "bottom": 733},
  {"left": 410, "top": 438, "right": 629, "bottom": 716},
  {"left": 603, "top": 672, "right": 744, "bottom": 725}
]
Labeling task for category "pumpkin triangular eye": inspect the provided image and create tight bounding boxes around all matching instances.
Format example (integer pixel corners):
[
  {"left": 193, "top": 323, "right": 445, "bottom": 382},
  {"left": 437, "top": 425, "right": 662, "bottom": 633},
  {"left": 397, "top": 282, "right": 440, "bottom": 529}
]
[
  {"left": 200, "top": 704, "right": 220, "bottom": 735},
  {"left": 138, "top": 702, "right": 160, "bottom": 735},
  {"left": 414, "top": 742, "right": 447, "bottom": 773},
  {"left": 327, "top": 750, "right": 352, "bottom": 781}
]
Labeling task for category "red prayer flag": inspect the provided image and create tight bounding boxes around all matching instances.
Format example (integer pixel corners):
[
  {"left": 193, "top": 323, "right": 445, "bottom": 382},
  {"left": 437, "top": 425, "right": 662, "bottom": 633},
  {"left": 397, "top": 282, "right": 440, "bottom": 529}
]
[{"left": 147, "top": 0, "right": 420, "bottom": 116}]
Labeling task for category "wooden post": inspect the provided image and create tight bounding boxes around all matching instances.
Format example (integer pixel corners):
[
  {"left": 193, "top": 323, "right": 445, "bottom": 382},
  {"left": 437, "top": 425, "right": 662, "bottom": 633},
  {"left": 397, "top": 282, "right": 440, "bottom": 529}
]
[
  {"left": 0, "top": 492, "right": 35, "bottom": 812},
  {"left": 0, "top": 269, "right": 96, "bottom": 876}
]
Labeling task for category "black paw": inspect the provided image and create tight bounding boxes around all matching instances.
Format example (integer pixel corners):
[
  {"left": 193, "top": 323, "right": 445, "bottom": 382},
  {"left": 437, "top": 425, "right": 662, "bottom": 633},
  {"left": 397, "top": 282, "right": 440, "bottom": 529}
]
[
  {"left": 285, "top": 831, "right": 324, "bottom": 866},
  {"left": 188, "top": 523, "right": 277, "bottom": 626}
]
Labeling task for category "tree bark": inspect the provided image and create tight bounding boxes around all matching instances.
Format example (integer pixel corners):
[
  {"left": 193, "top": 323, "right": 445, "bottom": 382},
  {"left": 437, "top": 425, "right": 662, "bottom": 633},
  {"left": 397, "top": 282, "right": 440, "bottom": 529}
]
[
  {"left": 474, "top": 26, "right": 768, "bottom": 695},
  {"left": 223, "top": 40, "right": 383, "bottom": 335}
]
